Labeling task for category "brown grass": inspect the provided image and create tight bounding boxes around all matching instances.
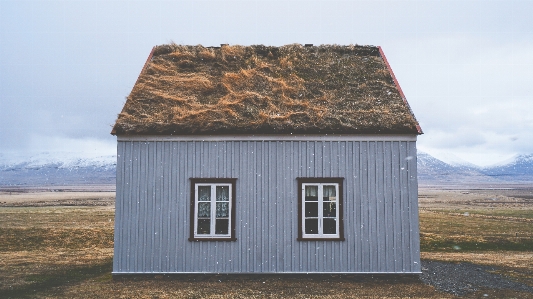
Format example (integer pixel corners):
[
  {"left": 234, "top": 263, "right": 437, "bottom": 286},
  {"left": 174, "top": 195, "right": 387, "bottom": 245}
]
[
  {"left": 419, "top": 188, "right": 533, "bottom": 292},
  {"left": 112, "top": 44, "right": 419, "bottom": 135},
  {"left": 419, "top": 188, "right": 533, "bottom": 252},
  {"left": 419, "top": 210, "right": 533, "bottom": 251}
]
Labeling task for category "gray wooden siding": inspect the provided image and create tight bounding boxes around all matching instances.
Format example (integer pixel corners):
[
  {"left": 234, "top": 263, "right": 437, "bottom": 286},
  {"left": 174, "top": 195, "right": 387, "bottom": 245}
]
[{"left": 114, "top": 140, "right": 420, "bottom": 273}]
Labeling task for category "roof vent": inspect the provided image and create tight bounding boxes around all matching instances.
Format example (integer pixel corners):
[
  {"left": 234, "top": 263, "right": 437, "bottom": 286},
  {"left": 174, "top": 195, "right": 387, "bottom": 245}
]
[{"left": 305, "top": 44, "right": 313, "bottom": 47}]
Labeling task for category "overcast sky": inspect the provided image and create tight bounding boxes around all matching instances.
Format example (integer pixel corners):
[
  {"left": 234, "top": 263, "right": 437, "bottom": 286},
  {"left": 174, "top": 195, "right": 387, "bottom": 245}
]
[{"left": 1, "top": 0, "right": 532, "bottom": 167}]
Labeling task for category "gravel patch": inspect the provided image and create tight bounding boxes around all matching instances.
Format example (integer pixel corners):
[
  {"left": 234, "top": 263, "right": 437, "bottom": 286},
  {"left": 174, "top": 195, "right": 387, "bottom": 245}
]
[{"left": 421, "top": 260, "right": 533, "bottom": 296}]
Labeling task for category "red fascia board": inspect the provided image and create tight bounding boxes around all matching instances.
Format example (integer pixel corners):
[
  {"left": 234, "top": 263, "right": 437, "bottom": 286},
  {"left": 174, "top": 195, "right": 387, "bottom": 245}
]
[
  {"left": 111, "top": 47, "right": 156, "bottom": 135},
  {"left": 135, "top": 46, "right": 156, "bottom": 86},
  {"left": 378, "top": 46, "right": 423, "bottom": 135}
]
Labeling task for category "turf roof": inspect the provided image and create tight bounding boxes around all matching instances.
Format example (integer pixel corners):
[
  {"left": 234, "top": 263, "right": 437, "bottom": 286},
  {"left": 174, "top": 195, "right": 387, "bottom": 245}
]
[{"left": 112, "top": 44, "right": 421, "bottom": 135}]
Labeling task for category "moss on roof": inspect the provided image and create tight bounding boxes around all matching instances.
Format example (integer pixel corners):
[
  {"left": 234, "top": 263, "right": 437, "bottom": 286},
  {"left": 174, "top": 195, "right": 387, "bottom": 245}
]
[{"left": 112, "top": 44, "right": 421, "bottom": 135}]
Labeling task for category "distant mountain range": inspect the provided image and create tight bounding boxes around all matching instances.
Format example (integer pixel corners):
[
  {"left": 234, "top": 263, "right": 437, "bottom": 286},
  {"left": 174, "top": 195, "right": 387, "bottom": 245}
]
[
  {"left": 0, "top": 151, "right": 531, "bottom": 188},
  {"left": 417, "top": 152, "right": 533, "bottom": 186},
  {"left": 0, "top": 152, "right": 116, "bottom": 187}
]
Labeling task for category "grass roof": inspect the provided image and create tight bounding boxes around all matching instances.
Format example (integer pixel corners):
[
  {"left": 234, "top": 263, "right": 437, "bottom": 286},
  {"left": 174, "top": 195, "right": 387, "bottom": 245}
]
[{"left": 112, "top": 44, "right": 421, "bottom": 135}]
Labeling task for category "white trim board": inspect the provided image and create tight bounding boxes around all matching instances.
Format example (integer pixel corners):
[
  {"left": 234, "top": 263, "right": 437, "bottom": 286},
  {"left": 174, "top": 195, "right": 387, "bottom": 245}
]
[{"left": 117, "top": 134, "right": 417, "bottom": 142}]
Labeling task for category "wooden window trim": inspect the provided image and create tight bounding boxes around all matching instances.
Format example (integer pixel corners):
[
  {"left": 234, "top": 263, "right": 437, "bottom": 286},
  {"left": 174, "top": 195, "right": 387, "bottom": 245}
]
[
  {"left": 189, "top": 178, "right": 237, "bottom": 242},
  {"left": 297, "top": 177, "right": 345, "bottom": 241}
]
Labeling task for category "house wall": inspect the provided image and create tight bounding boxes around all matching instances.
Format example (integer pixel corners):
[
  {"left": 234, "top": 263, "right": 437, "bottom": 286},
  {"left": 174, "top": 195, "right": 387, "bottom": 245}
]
[{"left": 113, "top": 138, "right": 420, "bottom": 274}]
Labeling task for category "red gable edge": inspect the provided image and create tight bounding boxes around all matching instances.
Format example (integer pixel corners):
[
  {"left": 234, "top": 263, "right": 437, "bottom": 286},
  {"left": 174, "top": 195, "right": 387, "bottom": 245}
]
[{"left": 378, "top": 46, "right": 423, "bottom": 135}]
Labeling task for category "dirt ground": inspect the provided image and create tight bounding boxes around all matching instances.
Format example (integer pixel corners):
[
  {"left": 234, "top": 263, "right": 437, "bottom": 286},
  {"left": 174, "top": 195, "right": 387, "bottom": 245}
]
[
  {"left": 0, "top": 187, "right": 532, "bottom": 298},
  {"left": 0, "top": 190, "right": 115, "bottom": 207},
  {"left": 419, "top": 188, "right": 533, "bottom": 210}
]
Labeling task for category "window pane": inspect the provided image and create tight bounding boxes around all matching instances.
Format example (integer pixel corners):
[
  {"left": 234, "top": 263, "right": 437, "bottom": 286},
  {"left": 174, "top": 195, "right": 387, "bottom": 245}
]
[
  {"left": 305, "top": 219, "right": 318, "bottom": 234},
  {"left": 323, "top": 185, "right": 336, "bottom": 201},
  {"left": 216, "top": 202, "right": 229, "bottom": 217},
  {"left": 198, "top": 186, "right": 211, "bottom": 201},
  {"left": 215, "top": 219, "right": 229, "bottom": 235},
  {"left": 323, "top": 202, "right": 336, "bottom": 217},
  {"left": 305, "top": 185, "right": 318, "bottom": 201},
  {"left": 197, "top": 219, "right": 210, "bottom": 234},
  {"left": 323, "top": 218, "right": 336, "bottom": 234},
  {"left": 198, "top": 202, "right": 210, "bottom": 217},
  {"left": 305, "top": 202, "right": 318, "bottom": 217},
  {"left": 216, "top": 186, "right": 229, "bottom": 201}
]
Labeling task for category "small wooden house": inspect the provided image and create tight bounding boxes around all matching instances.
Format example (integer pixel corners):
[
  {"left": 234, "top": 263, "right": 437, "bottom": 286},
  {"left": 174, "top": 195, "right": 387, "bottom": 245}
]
[{"left": 111, "top": 44, "right": 423, "bottom": 274}]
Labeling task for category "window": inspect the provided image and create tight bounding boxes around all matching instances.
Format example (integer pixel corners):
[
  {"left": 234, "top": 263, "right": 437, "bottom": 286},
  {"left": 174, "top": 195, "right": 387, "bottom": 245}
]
[
  {"left": 297, "top": 178, "right": 344, "bottom": 241},
  {"left": 189, "top": 178, "right": 237, "bottom": 241}
]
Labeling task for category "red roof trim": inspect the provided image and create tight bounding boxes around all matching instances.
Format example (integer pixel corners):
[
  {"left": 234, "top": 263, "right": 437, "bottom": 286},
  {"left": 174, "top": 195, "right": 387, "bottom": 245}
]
[
  {"left": 378, "top": 46, "right": 423, "bottom": 135},
  {"left": 135, "top": 46, "right": 156, "bottom": 87}
]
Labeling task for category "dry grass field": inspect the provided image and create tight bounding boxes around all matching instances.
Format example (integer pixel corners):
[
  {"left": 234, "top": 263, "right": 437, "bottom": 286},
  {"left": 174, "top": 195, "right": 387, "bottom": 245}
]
[{"left": 0, "top": 188, "right": 532, "bottom": 298}]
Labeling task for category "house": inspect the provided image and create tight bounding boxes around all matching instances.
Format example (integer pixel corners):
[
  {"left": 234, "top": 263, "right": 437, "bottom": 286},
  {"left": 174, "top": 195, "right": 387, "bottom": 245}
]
[{"left": 111, "top": 44, "right": 423, "bottom": 274}]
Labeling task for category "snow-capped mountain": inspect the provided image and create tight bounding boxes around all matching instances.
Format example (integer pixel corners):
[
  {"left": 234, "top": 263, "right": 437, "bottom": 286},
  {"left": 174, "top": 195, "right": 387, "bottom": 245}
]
[
  {"left": 0, "top": 152, "right": 115, "bottom": 170},
  {"left": 0, "top": 152, "right": 116, "bottom": 187},
  {"left": 417, "top": 151, "right": 533, "bottom": 186},
  {"left": 482, "top": 154, "right": 533, "bottom": 180},
  {"left": 425, "top": 152, "right": 479, "bottom": 169},
  {"left": 417, "top": 151, "right": 500, "bottom": 186}
]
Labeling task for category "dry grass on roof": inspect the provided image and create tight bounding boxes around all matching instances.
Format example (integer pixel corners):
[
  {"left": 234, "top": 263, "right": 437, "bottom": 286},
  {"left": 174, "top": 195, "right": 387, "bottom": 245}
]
[{"left": 113, "top": 44, "right": 419, "bottom": 135}]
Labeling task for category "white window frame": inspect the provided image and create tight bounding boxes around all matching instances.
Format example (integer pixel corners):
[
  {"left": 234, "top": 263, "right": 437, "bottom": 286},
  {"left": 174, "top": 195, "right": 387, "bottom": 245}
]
[
  {"left": 297, "top": 178, "right": 344, "bottom": 241},
  {"left": 301, "top": 183, "right": 340, "bottom": 239},
  {"left": 189, "top": 178, "right": 237, "bottom": 241}
]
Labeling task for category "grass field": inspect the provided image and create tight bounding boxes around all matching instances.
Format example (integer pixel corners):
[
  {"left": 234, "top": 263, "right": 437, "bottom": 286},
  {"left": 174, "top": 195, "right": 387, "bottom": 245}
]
[{"left": 0, "top": 189, "right": 532, "bottom": 298}]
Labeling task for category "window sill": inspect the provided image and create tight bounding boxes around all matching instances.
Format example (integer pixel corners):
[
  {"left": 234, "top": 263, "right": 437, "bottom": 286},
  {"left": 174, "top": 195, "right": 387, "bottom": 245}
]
[
  {"left": 297, "top": 237, "right": 345, "bottom": 241},
  {"left": 188, "top": 237, "right": 237, "bottom": 242}
]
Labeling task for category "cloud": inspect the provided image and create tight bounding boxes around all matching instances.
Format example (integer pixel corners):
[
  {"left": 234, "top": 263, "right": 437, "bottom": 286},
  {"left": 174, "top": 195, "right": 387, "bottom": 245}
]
[
  {"left": 421, "top": 129, "right": 486, "bottom": 149},
  {"left": 391, "top": 34, "right": 533, "bottom": 166},
  {"left": 25, "top": 135, "right": 116, "bottom": 157}
]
